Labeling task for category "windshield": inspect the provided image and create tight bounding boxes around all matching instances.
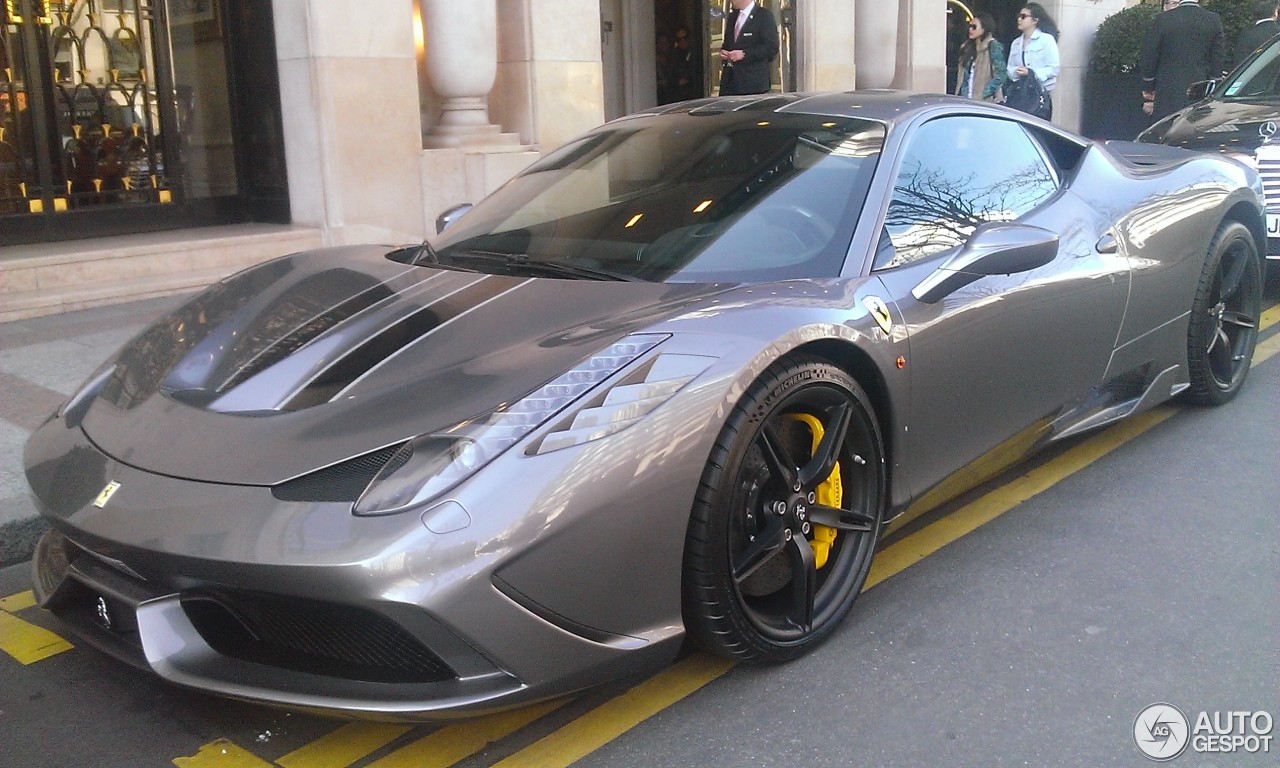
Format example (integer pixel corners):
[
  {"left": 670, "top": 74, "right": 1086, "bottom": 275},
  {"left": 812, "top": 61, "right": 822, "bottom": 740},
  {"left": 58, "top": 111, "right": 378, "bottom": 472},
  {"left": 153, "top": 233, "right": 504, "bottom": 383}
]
[
  {"left": 403, "top": 112, "right": 885, "bottom": 283},
  {"left": 1222, "top": 37, "right": 1280, "bottom": 100}
]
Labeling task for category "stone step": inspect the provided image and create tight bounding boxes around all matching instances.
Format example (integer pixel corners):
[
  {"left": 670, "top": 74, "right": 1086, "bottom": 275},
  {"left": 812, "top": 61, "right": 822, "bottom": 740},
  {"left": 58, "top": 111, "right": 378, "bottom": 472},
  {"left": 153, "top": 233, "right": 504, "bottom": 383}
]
[{"left": 1, "top": 224, "right": 325, "bottom": 322}]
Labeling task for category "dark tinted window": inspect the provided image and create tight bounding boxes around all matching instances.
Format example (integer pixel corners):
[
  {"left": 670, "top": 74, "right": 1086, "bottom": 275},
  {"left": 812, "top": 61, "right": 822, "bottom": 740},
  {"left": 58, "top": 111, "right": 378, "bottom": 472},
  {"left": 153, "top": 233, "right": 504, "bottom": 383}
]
[
  {"left": 1222, "top": 37, "right": 1280, "bottom": 99},
  {"left": 876, "top": 117, "right": 1058, "bottom": 269},
  {"left": 400, "top": 113, "right": 885, "bottom": 283}
]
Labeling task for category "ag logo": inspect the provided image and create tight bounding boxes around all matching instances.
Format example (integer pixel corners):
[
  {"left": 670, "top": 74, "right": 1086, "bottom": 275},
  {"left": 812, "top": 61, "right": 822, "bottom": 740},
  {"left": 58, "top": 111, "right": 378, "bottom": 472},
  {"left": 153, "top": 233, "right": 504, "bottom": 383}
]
[
  {"left": 93, "top": 481, "right": 121, "bottom": 508},
  {"left": 1135, "top": 703, "right": 1190, "bottom": 761}
]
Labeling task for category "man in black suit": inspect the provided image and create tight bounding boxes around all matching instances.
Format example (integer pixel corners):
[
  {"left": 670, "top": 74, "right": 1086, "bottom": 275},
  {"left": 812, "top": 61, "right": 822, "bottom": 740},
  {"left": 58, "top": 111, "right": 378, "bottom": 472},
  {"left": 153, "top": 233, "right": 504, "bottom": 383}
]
[
  {"left": 1140, "top": 0, "right": 1224, "bottom": 120},
  {"left": 718, "top": 0, "right": 779, "bottom": 96},
  {"left": 1235, "top": 0, "right": 1279, "bottom": 67}
]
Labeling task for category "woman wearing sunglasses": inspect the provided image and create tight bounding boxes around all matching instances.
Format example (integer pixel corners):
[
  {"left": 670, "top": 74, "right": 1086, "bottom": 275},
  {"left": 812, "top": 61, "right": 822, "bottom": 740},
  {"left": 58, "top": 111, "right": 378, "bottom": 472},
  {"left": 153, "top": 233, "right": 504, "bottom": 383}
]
[
  {"left": 953, "top": 13, "right": 1008, "bottom": 102},
  {"left": 1007, "top": 3, "right": 1061, "bottom": 119}
]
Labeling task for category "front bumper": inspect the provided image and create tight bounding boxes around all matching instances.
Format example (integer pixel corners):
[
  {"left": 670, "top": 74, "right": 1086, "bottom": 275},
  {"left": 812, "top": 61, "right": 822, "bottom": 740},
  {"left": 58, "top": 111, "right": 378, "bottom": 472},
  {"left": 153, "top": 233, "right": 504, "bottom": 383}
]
[{"left": 23, "top": 403, "right": 708, "bottom": 718}]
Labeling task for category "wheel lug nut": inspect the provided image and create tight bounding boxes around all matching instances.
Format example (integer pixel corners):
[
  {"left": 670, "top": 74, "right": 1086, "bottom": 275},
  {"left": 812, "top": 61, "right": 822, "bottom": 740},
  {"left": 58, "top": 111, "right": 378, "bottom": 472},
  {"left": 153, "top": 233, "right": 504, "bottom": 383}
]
[
  {"left": 793, "top": 480, "right": 802, "bottom": 492},
  {"left": 784, "top": 529, "right": 793, "bottom": 541},
  {"left": 802, "top": 522, "right": 811, "bottom": 535},
  {"left": 773, "top": 501, "right": 787, "bottom": 515},
  {"left": 807, "top": 491, "right": 816, "bottom": 504}
]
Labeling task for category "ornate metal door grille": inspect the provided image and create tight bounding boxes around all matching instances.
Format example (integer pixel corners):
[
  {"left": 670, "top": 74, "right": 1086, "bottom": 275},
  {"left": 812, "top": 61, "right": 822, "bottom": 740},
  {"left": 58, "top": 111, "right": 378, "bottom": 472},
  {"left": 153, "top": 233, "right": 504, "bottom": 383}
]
[{"left": 1, "top": 0, "right": 179, "bottom": 221}]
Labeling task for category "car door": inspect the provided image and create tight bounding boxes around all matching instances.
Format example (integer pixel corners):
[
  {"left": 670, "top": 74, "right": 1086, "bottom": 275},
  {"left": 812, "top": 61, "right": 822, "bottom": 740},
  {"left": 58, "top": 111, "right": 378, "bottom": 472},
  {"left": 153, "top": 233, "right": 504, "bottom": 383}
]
[{"left": 870, "top": 115, "right": 1131, "bottom": 500}]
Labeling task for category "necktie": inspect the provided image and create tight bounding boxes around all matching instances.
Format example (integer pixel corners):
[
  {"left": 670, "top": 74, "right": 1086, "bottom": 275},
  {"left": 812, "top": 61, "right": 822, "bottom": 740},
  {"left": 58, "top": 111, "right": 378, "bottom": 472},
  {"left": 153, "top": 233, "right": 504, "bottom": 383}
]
[{"left": 734, "top": 10, "right": 747, "bottom": 41}]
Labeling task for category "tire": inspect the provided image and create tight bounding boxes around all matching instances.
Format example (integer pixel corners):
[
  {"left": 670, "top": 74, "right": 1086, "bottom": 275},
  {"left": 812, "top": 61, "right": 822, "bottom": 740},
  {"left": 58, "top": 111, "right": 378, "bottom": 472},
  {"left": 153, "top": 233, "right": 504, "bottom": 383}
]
[
  {"left": 682, "top": 356, "right": 886, "bottom": 663},
  {"left": 1184, "top": 221, "right": 1262, "bottom": 406}
]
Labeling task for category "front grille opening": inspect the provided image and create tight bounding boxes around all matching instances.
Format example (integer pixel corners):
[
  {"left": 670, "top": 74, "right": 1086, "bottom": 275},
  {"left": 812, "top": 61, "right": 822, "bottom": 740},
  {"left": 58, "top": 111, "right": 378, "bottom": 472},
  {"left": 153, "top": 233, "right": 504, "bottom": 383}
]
[
  {"left": 272, "top": 443, "right": 408, "bottom": 502},
  {"left": 180, "top": 592, "right": 455, "bottom": 684}
]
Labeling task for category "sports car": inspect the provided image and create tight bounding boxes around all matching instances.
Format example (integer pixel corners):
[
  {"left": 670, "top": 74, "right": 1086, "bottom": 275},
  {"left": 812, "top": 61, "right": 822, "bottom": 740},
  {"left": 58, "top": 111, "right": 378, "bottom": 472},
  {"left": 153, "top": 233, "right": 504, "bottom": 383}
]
[{"left": 25, "top": 91, "right": 1265, "bottom": 719}]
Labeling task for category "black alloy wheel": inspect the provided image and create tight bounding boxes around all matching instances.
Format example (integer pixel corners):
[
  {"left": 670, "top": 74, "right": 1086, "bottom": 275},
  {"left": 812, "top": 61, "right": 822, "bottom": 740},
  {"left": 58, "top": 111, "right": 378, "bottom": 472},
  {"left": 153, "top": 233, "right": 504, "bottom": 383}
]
[
  {"left": 682, "top": 357, "right": 886, "bottom": 662},
  {"left": 1185, "top": 221, "right": 1262, "bottom": 406}
]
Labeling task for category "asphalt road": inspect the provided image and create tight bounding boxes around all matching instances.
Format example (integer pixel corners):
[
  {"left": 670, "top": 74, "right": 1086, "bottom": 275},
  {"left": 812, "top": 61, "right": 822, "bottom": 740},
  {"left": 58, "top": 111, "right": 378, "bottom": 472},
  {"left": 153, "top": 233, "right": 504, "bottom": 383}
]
[{"left": 1, "top": 311, "right": 1277, "bottom": 768}]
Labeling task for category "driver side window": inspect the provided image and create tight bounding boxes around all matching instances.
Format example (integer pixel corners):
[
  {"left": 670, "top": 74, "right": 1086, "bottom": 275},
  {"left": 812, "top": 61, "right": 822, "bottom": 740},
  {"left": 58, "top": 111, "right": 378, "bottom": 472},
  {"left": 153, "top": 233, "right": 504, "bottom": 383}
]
[{"left": 877, "top": 117, "right": 1059, "bottom": 269}]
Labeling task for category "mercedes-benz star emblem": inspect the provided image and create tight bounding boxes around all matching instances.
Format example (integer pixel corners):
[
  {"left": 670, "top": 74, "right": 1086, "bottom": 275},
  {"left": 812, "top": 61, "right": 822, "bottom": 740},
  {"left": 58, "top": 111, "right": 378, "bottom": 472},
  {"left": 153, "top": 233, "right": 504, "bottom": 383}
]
[{"left": 1260, "top": 122, "right": 1278, "bottom": 140}]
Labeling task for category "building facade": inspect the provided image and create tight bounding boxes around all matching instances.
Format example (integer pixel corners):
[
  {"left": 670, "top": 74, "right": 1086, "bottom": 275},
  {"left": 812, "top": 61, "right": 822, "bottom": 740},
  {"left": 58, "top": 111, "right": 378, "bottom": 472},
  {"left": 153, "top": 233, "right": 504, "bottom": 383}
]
[{"left": 1, "top": 0, "right": 1132, "bottom": 321}]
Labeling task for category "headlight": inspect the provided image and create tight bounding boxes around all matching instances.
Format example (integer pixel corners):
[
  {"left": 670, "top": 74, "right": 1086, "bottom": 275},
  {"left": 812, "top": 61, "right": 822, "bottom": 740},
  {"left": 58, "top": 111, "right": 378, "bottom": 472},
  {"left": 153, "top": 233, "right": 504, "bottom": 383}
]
[{"left": 354, "top": 334, "right": 671, "bottom": 516}]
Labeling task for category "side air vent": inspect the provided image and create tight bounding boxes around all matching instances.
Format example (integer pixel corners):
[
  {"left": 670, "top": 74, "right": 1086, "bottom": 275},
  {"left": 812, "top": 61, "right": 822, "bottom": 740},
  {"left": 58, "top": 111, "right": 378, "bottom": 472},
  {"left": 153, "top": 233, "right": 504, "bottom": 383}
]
[{"left": 272, "top": 444, "right": 408, "bottom": 502}]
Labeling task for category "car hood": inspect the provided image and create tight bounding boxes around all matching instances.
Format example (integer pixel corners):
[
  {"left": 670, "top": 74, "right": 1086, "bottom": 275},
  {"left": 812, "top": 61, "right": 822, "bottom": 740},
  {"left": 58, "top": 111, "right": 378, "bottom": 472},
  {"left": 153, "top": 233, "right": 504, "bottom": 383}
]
[
  {"left": 1140, "top": 98, "right": 1280, "bottom": 153},
  {"left": 80, "top": 246, "right": 732, "bottom": 485}
]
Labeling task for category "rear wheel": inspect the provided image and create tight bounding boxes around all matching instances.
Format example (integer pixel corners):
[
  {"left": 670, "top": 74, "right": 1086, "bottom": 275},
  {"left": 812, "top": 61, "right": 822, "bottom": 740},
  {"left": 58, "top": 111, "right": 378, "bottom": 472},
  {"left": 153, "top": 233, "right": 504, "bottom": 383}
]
[
  {"left": 1184, "top": 221, "right": 1262, "bottom": 405},
  {"left": 682, "top": 357, "right": 886, "bottom": 663}
]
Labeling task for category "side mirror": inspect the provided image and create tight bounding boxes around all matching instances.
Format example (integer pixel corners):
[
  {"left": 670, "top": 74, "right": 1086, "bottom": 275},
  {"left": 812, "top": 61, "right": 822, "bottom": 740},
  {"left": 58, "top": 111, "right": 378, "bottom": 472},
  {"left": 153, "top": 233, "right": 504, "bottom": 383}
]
[
  {"left": 436, "top": 203, "right": 473, "bottom": 235},
  {"left": 1186, "top": 78, "right": 1218, "bottom": 102},
  {"left": 911, "top": 222, "right": 1058, "bottom": 304}
]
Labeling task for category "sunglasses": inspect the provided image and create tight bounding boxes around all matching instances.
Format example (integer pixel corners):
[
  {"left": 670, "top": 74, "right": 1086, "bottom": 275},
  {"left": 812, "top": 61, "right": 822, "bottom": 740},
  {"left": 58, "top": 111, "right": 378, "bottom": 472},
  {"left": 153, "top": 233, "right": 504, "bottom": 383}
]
[{"left": 1018, "top": 12, "right": 1033, "bottom": 19}]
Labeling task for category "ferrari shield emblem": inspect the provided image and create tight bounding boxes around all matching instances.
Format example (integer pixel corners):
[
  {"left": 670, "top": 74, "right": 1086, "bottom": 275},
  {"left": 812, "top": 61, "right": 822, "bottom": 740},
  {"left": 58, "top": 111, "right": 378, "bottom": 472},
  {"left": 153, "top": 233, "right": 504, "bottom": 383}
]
[
  {"left": 93, "top": 481, "right": 121, "bottom": 508},
  {"left": 862, "top": 296, "right": 893, "bottom": 335}
]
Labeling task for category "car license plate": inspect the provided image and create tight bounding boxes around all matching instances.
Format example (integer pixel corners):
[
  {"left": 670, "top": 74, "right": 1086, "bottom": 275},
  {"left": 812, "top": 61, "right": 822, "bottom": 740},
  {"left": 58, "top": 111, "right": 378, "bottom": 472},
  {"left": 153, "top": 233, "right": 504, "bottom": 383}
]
[{"left": 1268, "top": 213, "right": 1280, "bottom": 238}]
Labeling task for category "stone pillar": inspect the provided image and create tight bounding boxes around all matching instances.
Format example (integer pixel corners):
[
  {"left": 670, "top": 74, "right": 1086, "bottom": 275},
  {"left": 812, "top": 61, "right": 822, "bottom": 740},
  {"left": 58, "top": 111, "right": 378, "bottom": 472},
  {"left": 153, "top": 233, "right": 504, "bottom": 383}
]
[
  {"left": 797, "top": 0, "right": 857, "bottom": 90},
  {"left": 421, "top": 0, "right": 517, "bottom": 147},
  {"left": 855, "top": 0, "right": 899, "bottom": 88},
  {"left": 891, "top": 0, "right": 946, "bottom": 92},
  {"left": 273, "top": 0, "right": 427, "bottom": 244}
]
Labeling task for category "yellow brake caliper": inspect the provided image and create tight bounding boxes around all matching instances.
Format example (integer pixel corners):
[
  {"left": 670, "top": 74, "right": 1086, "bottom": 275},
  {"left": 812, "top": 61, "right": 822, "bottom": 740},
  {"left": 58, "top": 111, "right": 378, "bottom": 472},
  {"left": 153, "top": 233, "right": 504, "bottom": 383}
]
[{"left": 784, "top": 413, "right": 841, "bottom": 569}]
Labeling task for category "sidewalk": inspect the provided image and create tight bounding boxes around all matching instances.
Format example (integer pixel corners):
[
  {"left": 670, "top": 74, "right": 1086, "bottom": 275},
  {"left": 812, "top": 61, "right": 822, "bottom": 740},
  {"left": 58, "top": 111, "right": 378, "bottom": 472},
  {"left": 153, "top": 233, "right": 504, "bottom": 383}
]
[{"left": 0, "top": 294, "right": 186, "bottom": 566}]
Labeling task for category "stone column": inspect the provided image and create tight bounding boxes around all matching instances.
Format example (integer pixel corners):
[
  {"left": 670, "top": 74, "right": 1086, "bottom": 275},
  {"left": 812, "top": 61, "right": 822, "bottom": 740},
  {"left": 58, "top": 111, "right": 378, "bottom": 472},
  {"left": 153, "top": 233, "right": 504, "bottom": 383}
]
[
  {"left": 421, "top": 0, "right": 515, "bottom": 148},
  {"left": 855, "top": 0, "right": 898, "bottom": 88}
]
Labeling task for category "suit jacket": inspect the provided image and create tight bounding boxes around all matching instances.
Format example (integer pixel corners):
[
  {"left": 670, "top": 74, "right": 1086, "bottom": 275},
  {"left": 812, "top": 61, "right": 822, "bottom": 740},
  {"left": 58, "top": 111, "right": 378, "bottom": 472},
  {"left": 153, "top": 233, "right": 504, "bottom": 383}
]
[
  {"left": 1235, "top": 18, "right": 1279, "bottom": 67},
  {"left": 1140, "top": 2, "right": 1224, "bottom": 120},
  {"left": 719, "top": 4, "right": 780, "bottom": 96}
]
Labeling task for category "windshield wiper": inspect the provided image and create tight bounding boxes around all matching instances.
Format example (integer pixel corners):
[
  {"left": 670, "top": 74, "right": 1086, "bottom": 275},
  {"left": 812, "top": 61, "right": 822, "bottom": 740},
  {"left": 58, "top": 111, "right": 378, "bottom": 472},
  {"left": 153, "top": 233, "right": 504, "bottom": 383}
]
[
  {"left": 505, "top": 255, "right": 643, "bottom": 282},
  {"left": 445, "top": 250, "right": 642, "bottom": 282},
  {"left": 409, "top": 239, "right": 440, "bottom": 266}
]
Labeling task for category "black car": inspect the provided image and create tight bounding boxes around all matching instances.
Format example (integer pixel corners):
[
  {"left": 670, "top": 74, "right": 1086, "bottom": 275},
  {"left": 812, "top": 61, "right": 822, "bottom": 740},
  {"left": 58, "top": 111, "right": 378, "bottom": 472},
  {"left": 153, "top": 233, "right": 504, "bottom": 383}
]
[{"left": 1139, "top": 33, "right": 1280, "bottom": 259}]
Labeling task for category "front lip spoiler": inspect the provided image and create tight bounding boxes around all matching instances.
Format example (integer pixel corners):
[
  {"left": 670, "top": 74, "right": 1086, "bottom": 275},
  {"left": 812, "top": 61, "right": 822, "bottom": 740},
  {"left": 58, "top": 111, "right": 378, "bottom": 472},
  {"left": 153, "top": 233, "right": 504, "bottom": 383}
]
[{"left": 32, "top": 530, "right": 542, "bottom": 720}]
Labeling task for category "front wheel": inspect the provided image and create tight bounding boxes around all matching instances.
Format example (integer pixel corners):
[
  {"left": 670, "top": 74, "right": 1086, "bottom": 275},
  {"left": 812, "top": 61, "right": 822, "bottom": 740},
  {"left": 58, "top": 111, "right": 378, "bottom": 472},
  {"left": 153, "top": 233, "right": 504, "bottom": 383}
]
[
  {"left": 1184, "top": 221, "right": 1262, "bottom": 406},
  {"left": 682, "top": 357, "right": 886, "bottom": 663}
]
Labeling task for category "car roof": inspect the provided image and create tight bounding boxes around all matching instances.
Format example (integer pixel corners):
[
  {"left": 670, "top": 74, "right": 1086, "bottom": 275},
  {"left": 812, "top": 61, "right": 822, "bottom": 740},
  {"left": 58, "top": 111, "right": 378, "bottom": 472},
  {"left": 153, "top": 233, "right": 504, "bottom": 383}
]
[{"left": 630, "top": 90, "right": 975, "bottom": 128}]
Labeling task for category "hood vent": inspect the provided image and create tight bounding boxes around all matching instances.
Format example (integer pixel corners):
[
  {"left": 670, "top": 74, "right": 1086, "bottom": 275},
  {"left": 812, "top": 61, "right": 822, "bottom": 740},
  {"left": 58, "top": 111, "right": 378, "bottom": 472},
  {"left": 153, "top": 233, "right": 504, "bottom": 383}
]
[
  {"left": 216, "top": 276, "right": 396, "bottom": 393},
  {"left": 281, "top": 276, "right": 514, "bottom": 411}
]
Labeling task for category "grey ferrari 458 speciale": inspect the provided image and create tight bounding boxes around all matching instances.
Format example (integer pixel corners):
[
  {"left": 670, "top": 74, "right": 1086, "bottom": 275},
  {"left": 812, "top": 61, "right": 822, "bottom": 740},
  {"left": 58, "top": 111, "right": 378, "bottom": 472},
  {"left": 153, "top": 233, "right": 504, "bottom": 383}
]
[{"left": 25, "top": 92, "right": 1265, "bottom": 719}]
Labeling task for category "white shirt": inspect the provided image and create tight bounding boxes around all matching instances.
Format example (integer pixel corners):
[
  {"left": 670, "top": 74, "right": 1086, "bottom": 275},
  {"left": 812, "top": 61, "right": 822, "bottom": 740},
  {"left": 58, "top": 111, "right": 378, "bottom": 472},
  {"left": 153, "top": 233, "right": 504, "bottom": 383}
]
[
  {"left": 733, "top": 3, "right": 755, "bottom": 39},
  {"left": 1007, "top": 28, "right": 1060, "bottom": 92}
]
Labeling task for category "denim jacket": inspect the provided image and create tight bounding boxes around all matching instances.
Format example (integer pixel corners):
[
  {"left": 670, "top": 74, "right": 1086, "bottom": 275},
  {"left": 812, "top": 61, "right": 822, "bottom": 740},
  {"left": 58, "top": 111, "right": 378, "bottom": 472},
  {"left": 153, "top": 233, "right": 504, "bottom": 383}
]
[{"left": 1007, "top": 28, "right": 1059, "bottom": 91}]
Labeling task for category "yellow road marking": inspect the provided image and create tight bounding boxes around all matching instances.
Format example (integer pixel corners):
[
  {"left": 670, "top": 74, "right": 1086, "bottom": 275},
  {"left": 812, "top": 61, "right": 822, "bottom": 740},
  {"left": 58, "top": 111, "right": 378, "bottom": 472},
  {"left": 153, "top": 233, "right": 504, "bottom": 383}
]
[
  {"left": 490, "top": 654, "right": 734, "bottom": 768},
  {"left": 0, "top": 591, "right": 37, "bottom": 612},
  {"left": 276, "top": 722, "right": 413, "bottom": 768},
  {"left": 172, "top": 740, "right": 274, "bottom": 768},
  {"left": 1255, "top": 326, "right": 1280, "bottom": 363},
  {"left": 867, "top": 406, "right": 1176, "bottom": 588},
  {"left": 366, "top": 699, "right": 566, "bottom": 768},
  {"left": 1260, "top": 303, "right": 1280, "bottom": 330},
  {"left": 0, "top": 608, "right": 73, "bottom": 664}
]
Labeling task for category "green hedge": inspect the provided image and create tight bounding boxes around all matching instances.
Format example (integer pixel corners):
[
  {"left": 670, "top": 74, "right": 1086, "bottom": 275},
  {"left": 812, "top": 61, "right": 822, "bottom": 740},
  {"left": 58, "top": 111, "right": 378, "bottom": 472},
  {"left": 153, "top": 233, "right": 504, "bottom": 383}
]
[{"left": 1090, "top": 0, "right": 1254, "bottom": 76}]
